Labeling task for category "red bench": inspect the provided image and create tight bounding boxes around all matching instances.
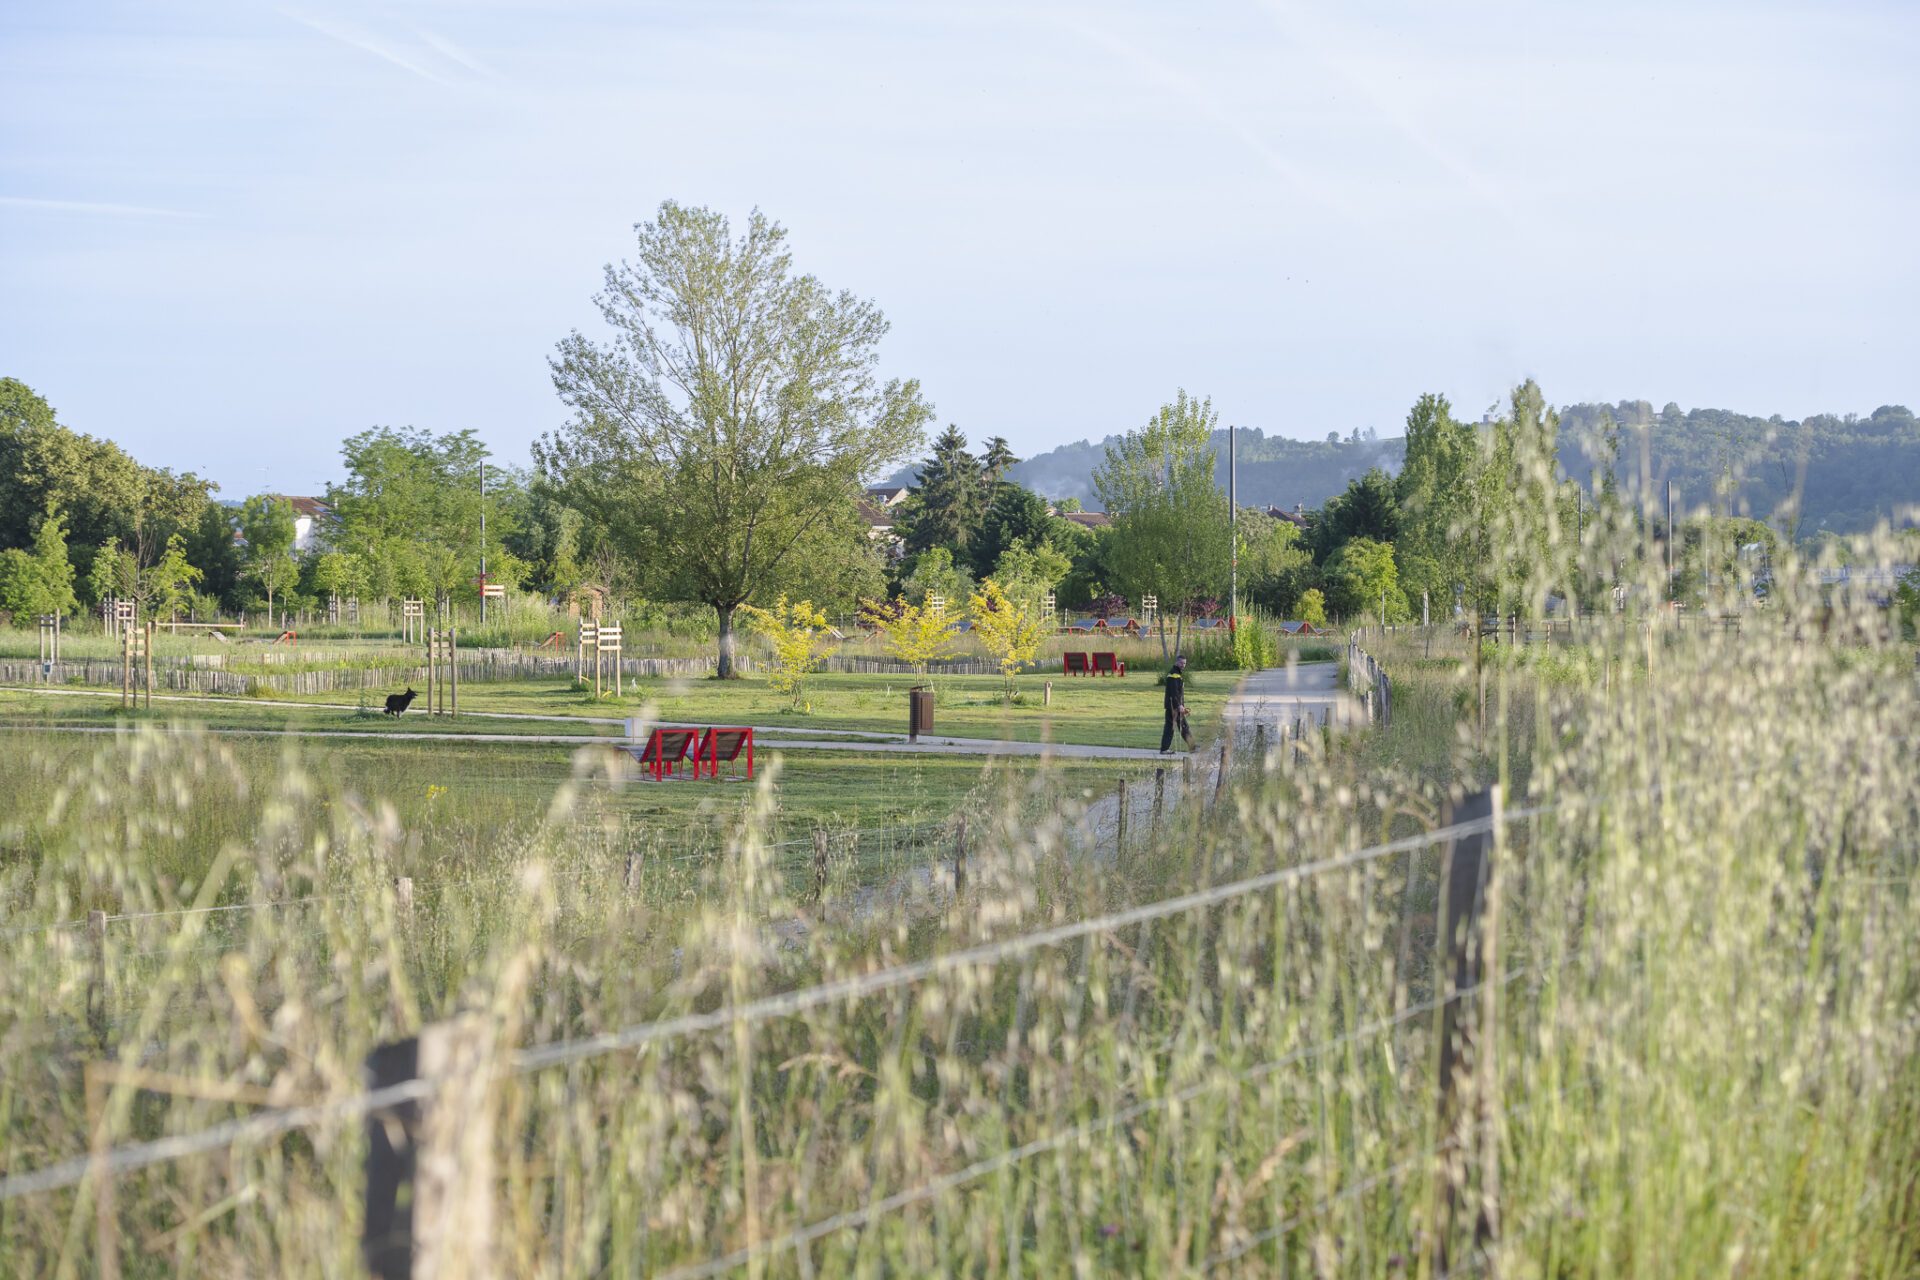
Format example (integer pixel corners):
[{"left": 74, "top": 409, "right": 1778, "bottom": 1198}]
[
  {"left": 1091, "top": 651, "right": 1125, "bottom": 676},
  {"left": 1063, "top": 651, "right": 1091, "bottom": 676},
  {"left": 631, "top": 727, "right": 699, "bottom": 780},
  {"left": 693, "top": 726, "right": 755, "bottom": 780}
]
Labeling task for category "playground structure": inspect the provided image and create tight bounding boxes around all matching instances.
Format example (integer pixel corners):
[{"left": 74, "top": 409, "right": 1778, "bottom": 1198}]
[{"left": 326, "top": 594, "right": 360, "bottom": 625}]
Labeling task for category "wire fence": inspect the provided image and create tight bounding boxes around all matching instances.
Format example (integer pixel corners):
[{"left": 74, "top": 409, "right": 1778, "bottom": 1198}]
[{"left": 0, "top": 799, "right": 1530, "bottom": 1206}]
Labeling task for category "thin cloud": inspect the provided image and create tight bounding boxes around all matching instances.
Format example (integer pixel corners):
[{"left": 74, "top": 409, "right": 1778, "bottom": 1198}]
[
  {"left": 0, "top": 196, "right": 206, "bottom": 220},
  {"left": 282, "top": 8, "right": 454, "bottom": 86},
  {"left": 415, "top": 28, "right": 501, "bottom": 81},
  {"left": 1052, "top": 14, "right": 1349, "bottom": 215}
]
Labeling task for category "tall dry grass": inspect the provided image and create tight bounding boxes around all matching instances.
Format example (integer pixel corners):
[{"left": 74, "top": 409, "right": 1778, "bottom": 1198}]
[{"left": 1, "top": 500, "right": 1917, "bottom": 1277}]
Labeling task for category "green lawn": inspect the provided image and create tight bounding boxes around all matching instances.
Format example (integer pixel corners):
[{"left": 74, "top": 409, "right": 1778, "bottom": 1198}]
[
  {"left": 4, "top": 726, "right": 1149, "bottom": 902},
  {"left": 0, "top": 667, "right": 1233, "bottom": 749},
  {"left": 290, "top": 669, "right": 1231, "bottom": 748}
]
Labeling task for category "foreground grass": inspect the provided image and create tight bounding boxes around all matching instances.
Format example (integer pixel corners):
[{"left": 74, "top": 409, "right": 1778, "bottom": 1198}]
[{"left": 1, "top": 594, "right": 1916, "bottom": 1277}]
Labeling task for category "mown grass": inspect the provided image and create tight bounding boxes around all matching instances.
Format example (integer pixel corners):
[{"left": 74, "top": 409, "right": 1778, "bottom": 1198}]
[
  {"left": 0, "top": 668, "right": 1235, "bottom": 750},
  {"left": 1, "top": 552, "right": 1917, "bottom": 1276}
]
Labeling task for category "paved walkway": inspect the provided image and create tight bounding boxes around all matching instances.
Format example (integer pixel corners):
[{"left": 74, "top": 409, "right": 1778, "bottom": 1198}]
[{"left": 1220, "top": 660, "right": 1361, "bottom": 737}]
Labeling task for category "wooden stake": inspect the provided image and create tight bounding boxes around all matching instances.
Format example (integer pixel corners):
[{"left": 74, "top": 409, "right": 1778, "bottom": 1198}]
[
  {"left": 87, "top": 909, "right": 108, "bottom": 1048},
  {"left": 952, "top": 815, "right": 969, "bottom": 894},
  {"left": 449, "top": 628, "right": 458, "bottom": 720},
  {"left": 1433, "top": 786, "right": 1499, "bottom": 1273},
  {"left": 1113, "top": 781, "right": 1127, "bottom": 851},
  {"left": 86, "top": 1063, "right": 121, "bottom": 1280},
  {"left": 813, "top": 830, "right": 830, "bottom": 901},
  {"left": 1213, "top": 739, "right": 1229, "bottom": 804},
  {"left": 1151, "top": 767, "right": 1165, "bottom": 837}
]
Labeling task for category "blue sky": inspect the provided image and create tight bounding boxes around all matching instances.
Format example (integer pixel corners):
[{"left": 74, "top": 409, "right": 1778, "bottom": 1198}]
[{"left": 3, "top": 0, "right": 1913, "bottom": 497}]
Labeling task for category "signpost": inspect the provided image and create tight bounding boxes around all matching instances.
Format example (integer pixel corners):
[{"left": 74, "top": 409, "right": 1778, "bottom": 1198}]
[
  {"left": 596, "top": 623, "right": 623, "bottom": 698},
  {"left": 38, "top": 613, "right": 60, "bottom": 675}
]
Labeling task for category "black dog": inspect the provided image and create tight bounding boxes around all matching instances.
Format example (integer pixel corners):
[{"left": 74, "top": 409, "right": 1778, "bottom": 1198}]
[{"left": 383, "top": 687, "right": 419, "bottom": 717}]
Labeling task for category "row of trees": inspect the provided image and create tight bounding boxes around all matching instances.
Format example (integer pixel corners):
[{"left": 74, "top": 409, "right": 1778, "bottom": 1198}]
[{"left": 8, "top": 200, "right": 1840, "bottom": 673}]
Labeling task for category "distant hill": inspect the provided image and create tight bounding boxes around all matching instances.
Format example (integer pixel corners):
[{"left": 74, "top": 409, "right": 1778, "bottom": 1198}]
[
  {"left": 886, "top": 428, "right": 1405, "bottom": 514},
  {"left": 889, "top": 402, "right": 1918, "bottom": 535}
]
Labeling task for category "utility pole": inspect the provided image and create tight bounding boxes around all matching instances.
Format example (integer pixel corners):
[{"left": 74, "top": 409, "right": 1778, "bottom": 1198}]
[
  {"left": 478, "top": 459, "right": 488, "bottom": 624},
  {"left": 1228, "top": 423, "right": 1238, "bottom": 622},
  {"left": 1665, "top": 479, "right": 1674, "bottom": 604}
]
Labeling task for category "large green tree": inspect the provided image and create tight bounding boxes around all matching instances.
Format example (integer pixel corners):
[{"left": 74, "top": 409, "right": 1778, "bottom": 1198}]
[
  {"left": 1311, "top": 466, "right": 1401, "bottom": 561},
  {"left": 1394, "top": 393, "right": 1475, "bottom": 610},
  {"left": 1095, "top": 389, "right": 1232, "bottom": 657},
  {"left": 0, "top": 504, "right": 79, "bottom": 621},
  {"left": 967, "top": 482, "right": 1054, "bottom": 577},
  {"left": 1324, "top": 536, "right": 1410, "bottom": 623},
  {"left": 544, "top": 202, "right": 930, "bottom": 676},
  {"left": 240, "top": 496, "right": 298, "bottom": 619},
  {"left": 0, "top": 380, "right": 214, "bottom": 592},
  {"left": 327, "top": 427, "right": 522, "bottom": 608},
  {"left": 900, "top": 426, "right": 988, "bottom": 557}
]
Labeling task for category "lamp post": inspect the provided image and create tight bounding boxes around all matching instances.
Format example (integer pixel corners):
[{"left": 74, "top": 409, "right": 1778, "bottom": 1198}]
[
  {"left": 478, "top": 459, "right": 489, "bottom": 624},
  {"left": 1228, "top": 423, "right": 1238, "bottom": 623}
]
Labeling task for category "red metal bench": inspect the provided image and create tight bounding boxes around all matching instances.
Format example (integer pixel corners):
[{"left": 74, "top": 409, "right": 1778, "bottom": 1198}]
[
  {"left": 1063, "top": 651, "right": 1091, "bottom": 676},
  {"left": 1091, "top": 651, "right": 1125, "bottom": 676},
  {"left": 631, "top": 727, "right": 699, "bottom": 780},
  {"left": 693, "top": 726, "right": 755, "bottom": 781}
]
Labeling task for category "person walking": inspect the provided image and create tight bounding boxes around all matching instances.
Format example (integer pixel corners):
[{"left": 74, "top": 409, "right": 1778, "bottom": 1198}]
[{"left": 1160, "top": 654, "right": 1194, "bottom": 753}]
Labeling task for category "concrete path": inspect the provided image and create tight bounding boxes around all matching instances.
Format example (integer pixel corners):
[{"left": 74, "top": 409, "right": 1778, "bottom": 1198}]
[{"left": 1221, "top": 659, "right": 1361, "bottom": 737}]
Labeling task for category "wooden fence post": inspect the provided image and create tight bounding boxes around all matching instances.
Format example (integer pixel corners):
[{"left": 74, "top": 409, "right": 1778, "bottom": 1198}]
[
  {"left": 1114, "top": 781, "right": 1127, "bottom": 851},
  {"left": 1433, "top": 785, "right": 1500, "bottom": 1274},
  {"left": 87, "top": 909, "right": 108, "bottom": 1047},
  {"left": 143, "top": 621, "right": 154, "bottom": 708},
  {"left": 364, "top": 1016, "right": 497, "bottom": 1280},
  {"left": 813, "top": 830, "right": 830, "bottom": 901},
  {"left": 952, "top": 815, "right": 968, "bottom": 895},
  {"left": 449, "top": 628, "right": 458, "bottom": 720},
  {"left": 1151, "top": 767, "right": 1165, "bottom": 837},
  {"left": 1254, "top": 722, "right": 1267, "bottom": 771},
  {"left": 1213, "top": 739, "right": 1229, "bottom": 803},
  {"left": 425, "top": 628, "right": 436, "bottom": 717}
]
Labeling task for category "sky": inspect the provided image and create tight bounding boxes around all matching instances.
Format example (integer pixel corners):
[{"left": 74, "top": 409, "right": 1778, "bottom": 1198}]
[{"left": 2, "top": 0, "right": 1914, "bottom": 498}]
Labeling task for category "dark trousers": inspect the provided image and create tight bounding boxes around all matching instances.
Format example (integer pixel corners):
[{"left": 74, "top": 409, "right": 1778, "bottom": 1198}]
[{"left": 1161, "top": 708, "right": 1193, "bottom": 752}]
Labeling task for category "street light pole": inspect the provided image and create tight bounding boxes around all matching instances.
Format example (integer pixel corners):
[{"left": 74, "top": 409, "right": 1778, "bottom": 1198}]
[
  {"left": 1228, "top": 423, "right": 1238, "bottom": 623},
  {"left": 479, "top": 460, "right": 488, "bottom": 624}
]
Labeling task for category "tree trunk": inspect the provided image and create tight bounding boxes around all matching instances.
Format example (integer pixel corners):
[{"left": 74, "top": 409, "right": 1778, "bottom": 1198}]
[{"left": 716, "top": 603, "right": 739, "bottom": 679}]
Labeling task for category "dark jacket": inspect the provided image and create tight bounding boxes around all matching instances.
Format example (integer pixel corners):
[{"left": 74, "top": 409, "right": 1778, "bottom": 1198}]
[{"left": 1163, "top": 669, "right": 1187, "bottom": 714}]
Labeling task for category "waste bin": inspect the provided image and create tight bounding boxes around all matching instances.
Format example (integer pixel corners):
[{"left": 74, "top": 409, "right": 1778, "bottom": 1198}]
[{"left": 908, "top": 685, "right": 934, "bottom": 742}]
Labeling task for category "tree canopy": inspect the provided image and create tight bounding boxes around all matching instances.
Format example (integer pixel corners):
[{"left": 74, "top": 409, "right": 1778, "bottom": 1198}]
[{"left": 544, "top": 201, "right": 930, "bottom": 675}]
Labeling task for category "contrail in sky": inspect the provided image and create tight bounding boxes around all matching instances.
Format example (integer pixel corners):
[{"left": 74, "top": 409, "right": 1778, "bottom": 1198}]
[{"left": 0, "top": 196, "right": 205, "bottom": 220}]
